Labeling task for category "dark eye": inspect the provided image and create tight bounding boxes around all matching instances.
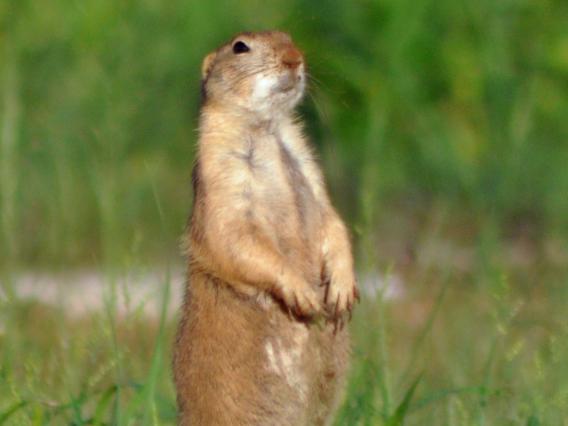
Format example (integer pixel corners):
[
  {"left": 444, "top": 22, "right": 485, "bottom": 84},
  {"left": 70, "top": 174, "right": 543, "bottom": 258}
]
[{"left": 232, "top": 41, "right": 250, "bottom": 54}]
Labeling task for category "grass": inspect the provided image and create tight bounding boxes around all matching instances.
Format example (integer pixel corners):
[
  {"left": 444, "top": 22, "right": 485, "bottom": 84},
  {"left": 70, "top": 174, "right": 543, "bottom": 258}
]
[
  {"left": 1, "top": 0, "right": 568, "bottom": 424},
  {"left": 2, "top": 244, "right": 568, "bottom": 425}
]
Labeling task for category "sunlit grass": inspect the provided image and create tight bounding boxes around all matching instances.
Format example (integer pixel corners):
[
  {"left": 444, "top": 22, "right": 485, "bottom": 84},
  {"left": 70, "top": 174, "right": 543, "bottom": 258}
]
[{"left": 1, "top": 252, "right": 567, "bottom": 424}]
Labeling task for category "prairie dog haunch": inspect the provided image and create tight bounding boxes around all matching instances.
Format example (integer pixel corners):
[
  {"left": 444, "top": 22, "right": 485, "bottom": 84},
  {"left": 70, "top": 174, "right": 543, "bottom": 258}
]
[{"left": 174, "top": 31, "right": 358, "bottom": 426}]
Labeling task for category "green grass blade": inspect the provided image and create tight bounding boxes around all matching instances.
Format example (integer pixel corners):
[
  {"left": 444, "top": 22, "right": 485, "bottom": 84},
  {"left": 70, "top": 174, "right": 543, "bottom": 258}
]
[
  {"left": 410, "top": 386, "right": 487, "bottom": 412},
  {"left": 385, "top": 374, "right": 422, "bottom": 426},
  {"left": 400, "top": 274, "right": 450, "bottom": 384},
  {"left": 526, "top": 415, "right": 540, "bottom": 426},
  {"left": 123, "top": 272, "right": 171, "bottom": 424},
  {"left": 0, "top": 401, "right": 27, "bottom": 424},
  {"left": 93, "top": 385, "right": 119, "bottom": 425}
]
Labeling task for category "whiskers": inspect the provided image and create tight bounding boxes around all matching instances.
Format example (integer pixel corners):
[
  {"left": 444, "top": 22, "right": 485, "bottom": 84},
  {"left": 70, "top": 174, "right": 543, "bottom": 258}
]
[{"left": 305, "top": 72, "right": 332, "bottom": 126}]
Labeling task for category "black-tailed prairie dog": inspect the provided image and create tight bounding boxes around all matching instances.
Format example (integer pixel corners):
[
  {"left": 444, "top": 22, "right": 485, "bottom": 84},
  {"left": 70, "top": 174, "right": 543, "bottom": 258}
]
[{"left": 173, "top": 31, "right": 358, "bottom": 426}]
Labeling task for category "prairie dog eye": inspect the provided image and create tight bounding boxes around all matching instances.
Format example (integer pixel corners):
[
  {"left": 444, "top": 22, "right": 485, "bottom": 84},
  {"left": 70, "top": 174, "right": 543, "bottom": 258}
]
[{"left": 232, "top": 41, "right": 250, "bottom": 54}]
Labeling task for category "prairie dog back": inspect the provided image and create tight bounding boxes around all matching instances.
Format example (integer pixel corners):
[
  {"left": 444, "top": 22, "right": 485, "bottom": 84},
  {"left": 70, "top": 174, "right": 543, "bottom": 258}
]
[{"left": 174, "top": 31, "right": 358, "bottom": 426}]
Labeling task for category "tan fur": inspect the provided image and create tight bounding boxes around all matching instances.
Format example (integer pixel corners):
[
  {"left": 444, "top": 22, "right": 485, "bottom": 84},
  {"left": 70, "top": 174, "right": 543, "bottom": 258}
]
[{"left": 173, "top": 31, "right": 358, "bottom": 426}]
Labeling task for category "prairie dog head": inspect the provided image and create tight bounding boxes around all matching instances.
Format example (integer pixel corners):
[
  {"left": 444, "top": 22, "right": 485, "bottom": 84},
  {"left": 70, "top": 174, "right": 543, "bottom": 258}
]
[{"left": 201, "top": 31, "right": 306, "bottom": 118}]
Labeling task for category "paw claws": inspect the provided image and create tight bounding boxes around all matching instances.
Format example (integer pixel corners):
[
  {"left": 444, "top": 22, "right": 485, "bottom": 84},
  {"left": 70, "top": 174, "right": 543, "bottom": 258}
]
[
  {"left": 324, "top": 275, "right": 358, "bottom": 323},
  {"left": 274, "top": 279, "right": 321, "bottom": 319}
]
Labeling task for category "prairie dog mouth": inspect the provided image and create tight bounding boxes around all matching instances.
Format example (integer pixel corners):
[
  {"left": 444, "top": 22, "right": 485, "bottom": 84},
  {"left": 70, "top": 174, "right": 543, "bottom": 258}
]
[
  {"left": 277, "top": 72, "right": 303, "bottom": 93},
  {"left": 251, "top": 69, "right": 305, "bottom": 109}
]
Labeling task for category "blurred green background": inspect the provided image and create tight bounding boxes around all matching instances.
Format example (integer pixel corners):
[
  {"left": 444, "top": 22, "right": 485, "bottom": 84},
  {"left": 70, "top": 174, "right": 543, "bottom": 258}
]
[{"left": 1, "top": 0, "right": 568, "bottom": 424}]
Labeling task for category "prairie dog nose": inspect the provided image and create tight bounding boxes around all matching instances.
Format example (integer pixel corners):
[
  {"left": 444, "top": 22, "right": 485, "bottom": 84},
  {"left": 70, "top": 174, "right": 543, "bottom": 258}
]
[{"left": 282, "top": 47, "right": 303, "bottom": 69}]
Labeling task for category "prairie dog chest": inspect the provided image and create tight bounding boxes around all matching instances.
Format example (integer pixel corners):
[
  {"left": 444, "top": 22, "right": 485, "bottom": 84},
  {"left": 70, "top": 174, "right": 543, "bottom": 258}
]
[{"left": 240, "top": 128, "right": 319, "bottom": 222}]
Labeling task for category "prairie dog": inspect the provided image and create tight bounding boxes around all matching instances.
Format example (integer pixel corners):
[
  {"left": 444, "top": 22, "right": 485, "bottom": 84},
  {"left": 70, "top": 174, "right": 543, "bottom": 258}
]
[{"left": 173, "top": 31, "right": 358, "bottom": 426}]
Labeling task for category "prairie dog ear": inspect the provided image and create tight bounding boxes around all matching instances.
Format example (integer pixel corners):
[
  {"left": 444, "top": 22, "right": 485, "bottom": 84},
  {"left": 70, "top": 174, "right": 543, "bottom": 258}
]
[{"left": 201, "top": 51, "right": 217, "bottom": 80}]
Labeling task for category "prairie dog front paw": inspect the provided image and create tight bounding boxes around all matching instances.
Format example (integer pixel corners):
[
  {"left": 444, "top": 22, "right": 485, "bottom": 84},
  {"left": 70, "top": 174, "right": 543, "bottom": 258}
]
[
  {"left": 272, "top": 272, "right": 322, "bottom": 318},
  {"left": 324, "top": 266, "right": 358, "bottom": 319}
]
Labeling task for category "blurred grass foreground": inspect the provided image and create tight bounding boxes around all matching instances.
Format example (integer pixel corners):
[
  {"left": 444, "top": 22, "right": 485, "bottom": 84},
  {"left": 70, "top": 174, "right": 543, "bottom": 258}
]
[{"left": 1, "top": 0, "right": 568, "bottom": 425}]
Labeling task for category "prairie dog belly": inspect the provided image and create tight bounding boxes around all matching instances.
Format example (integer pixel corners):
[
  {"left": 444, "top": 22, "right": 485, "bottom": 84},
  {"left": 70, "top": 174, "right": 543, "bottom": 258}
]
[
  {"left": 243, "top": 131, "right": 324, "bottom": 269},
  {"left": 256, "top": 293, "right": 351, "bottom": 426},
  {"left": 177, "top": 275, "right": 349, "bottom": 426}
]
